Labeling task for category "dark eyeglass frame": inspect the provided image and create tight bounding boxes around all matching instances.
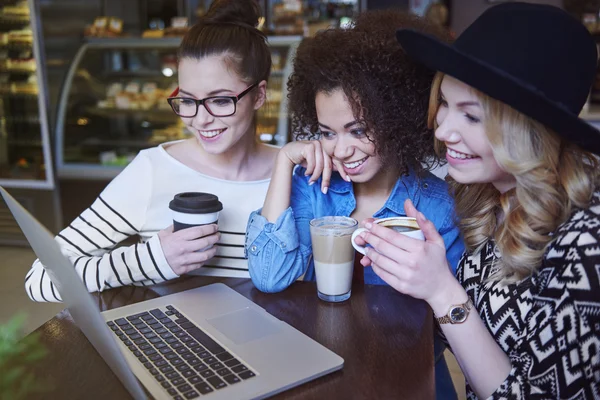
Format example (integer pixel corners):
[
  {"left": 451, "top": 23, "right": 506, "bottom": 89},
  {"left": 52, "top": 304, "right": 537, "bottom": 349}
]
[{"left": 166, "top": 83, "right": 259, "bottom": 118}]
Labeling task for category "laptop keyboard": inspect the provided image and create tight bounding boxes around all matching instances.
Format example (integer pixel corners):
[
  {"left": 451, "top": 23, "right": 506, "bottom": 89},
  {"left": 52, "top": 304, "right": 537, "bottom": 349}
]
[{"left": 107, "top": 305, "right": 256, "bottom": 399}]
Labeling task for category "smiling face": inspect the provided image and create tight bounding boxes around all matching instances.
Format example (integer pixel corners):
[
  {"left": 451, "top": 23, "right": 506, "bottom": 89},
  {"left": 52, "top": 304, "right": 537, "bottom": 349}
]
[
  {"left": 434, "top": 75, "right": 515, "bottom": 193},
  {"left": 315, "top": 89, "right": 382, "bottom": 183},
  {"left": 177, "top": 54, "right": 266, "bottom": 154}
]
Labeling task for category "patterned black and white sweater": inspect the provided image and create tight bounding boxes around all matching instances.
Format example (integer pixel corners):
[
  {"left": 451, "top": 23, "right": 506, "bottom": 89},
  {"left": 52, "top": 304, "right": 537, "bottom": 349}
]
[{"left": 456, "top": 191, "right": 600, "bottom": 399}]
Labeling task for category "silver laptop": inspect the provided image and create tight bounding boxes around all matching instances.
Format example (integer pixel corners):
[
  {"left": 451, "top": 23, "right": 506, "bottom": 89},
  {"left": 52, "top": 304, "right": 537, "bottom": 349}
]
[{"left": 1, "top": 186, "right": 343, "bottom": 400}]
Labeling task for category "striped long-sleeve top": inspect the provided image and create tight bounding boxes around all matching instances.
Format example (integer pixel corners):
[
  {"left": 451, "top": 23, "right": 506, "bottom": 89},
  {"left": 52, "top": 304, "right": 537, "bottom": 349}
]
[{"left": 25, "top": 142, "right": 271, "bottom": 302}]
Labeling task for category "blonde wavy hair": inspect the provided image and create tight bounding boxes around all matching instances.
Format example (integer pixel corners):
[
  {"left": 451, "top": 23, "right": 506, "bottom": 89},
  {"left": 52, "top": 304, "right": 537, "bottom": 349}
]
[{"left": 429, "top": 73, "right": 599, "bottom": 282}]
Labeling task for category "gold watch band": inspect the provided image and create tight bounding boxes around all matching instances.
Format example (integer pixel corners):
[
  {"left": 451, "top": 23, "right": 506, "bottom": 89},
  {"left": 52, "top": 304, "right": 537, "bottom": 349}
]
[{"left": 436, "top": 298, "right": 474, "bottom": 325}]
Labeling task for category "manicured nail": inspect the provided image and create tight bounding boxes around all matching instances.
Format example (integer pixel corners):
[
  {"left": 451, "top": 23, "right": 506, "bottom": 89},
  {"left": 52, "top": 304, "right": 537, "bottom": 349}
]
[
  {"left": 365, "top": 222, "right": 372, "bottom": 229},
  {"left": 346, "top": 175, "right": 351, "bottom": 182},
  {"left": 322, "top": 186, "right": 328, "bottom": 194},
  {"left": 309, "top": 181, "right": 315, "bottom": 186}
]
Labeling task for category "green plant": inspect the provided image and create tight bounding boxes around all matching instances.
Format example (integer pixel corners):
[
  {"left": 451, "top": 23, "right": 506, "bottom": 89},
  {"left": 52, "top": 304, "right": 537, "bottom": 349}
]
[{"left": 0, "top": 314, "right": 48, "bottom": 400}]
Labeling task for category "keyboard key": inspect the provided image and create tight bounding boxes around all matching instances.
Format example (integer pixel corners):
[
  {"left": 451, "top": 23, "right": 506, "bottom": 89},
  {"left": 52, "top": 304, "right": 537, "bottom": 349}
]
[
  {"left": 166, "top": 372, "right": 181, "bottom": 380},
  {"left": 197, "top": 352, "right": 211, "bottom": 359},
  {"left": 182, "top": 353, "right": 196, "bottom": 360},
  {"left": 167, "top": 388, "right": 177, "bottom": 396},
  {"left": 209, "top": 362, "right": 224, "bottom": 370},
  {"left": 170, "top": 327, "right": 182, "bottom": 334},
  {"left": 166, "top": 310, "right": 175, "bottom": 316},
  {"left": 121, "top": 337, "right": 130, "bottom": 344},
  {"left": 109, "top": 325, "right": 120, "bottom": 331},
  {"left": 176, "top": 364, "right": 191, "bottom": 372},
  {"left": 216, "top": 352, "right": 234, "bottom": 362},
  {"left": 174, "top": 396, "right": 183, "bottom": 400},
  {"left": 206, "top": 376, "right": 226, "bottom": 390},
  {"left": 165, "top": 322, "right": 177, "bottom": 329},
  {"left": 185, "top": 328, "right": 225, "bottom": 355},
  {"left": 204, "top": 357, "right": 217, "bottom": 365},
  {"left": 171, "top": 358, "right": 184, "bottom": 366},
  {"left": 145, "top": 317, "right": 158, "bottom": 325},
  {"left": 155, "top": 375, "right": 165, "bottom": 382},
  {"left": 141, "top": 314, "right": 154, "bottom": 321},
  {"left": 175, "top": 318, "right": 189, "bottom": 324},
  {"left": 149, "top": 323, "right": 162, "bottom": 330},
  {"left": 176, "top": 348, "right": 190, "bottom": 355},
  {"left": 160, "top": 348, "right": 174, "bottom": 355},
  {"left": 166, "top": 305, "right": 175, "bottom": 311},
  {"left": 156, "top": 328, "right": 168, "bottom": 335},
  {"left": 121, "top": 324, "right": 133, "bottom": 331},
  {"left": 166, "top": 353, "right": 179, "bottom": 360},
  {"left": 224, "top": 358, "right": 240, "bottom": 368},
  {"left": 150, "top": 337, "right": 163, "bottom": 344},
  {"left": 172, "top": 343, "right": 183, "bottom": 349},
  {"left": 133, "top": 350, "right": 142, "bottom": 357},
  {"left": 139, "top": 344, "right": 152, "bottom": 351},
  {"left": 190, "top": 346, "right": 206, "bottom": 354},
  {"left": 134, "top": 338, "right": 147, "bottom": 345},
  {"left": 144, "top": 332, "right": 157, "bottom": 339},
  {"left": 231, "top": 365, "right": 248, "bottom": 374},
  {"left": 149, "top": 354, "right": 163, "bottom": 361},
  {"left": 171, "top": 378, "right": 185, "bottom": 386},
  {"left": 184, "top": 391, "right": 199, "bottom": 399},
  {"left": 160, "top": 317, "right": 172, "bottom": 324},
  {"left": 175, "top": 313, "right": 183, "bottom": 319},
  {"left": 130, "top": 334, "right": 142, "bottom": 340},
  {"left": 194, "top": 383, "right": 213, "bottom": 395},
  {"left": 189, "top": 376, "right": 203, "bottom": 385},
  {"left": 180, "top": 337, "right": 193, "bottom": 343},
  {"left": 182, "top": 370, "right": 196, "bottom": 378},
  {"left": 194, "top": 364, "right": 208, "bottom": 372},
  {"left": 166, "top": 337, "right": 179, "bottom": 344},
  {"left": 160, "top": 365, "right": 175, "bottom": 374},
  {"left": 216, "top": 368, "right": 230, "bottom": 377},
  {"left": 138, "top": 356, "right": 148, "bottom": 364},
  {"left": 200, "top": 370, "right": 215, "bottom": 378},
  {"left": 149, "top": 368, "right": 159, "bottom": 376},
  {"left": 144, "top": 362, "right": 153, "bottom": 369},
  {"left": 179, "top": 322, "right": 195, "bottom": 330},
  {"left": 223, "top": 374, "right": 241, "bottom": 385},
  {"left": 161, "top": 381, "right": 171, "bottom": 389},
  {"left": 176, "top": 384, "right": 192, "bottom": 393},
  {"left": 124, "top": 329, "right": 137, "bottom": 336},
  {"left": 238, "top": 370, "right": 256, "bottom": 380},
  {"left": 143, "top": 348, "right": 157, "bottom": 356},
  {"left": 150, "top": 309, "right": 167, "bottom": 320},
  {"left": 155, "top": 360, "right": 168, "bottom": 367},
  {"left": 161, "top": 332, "right": 174, "bottom": 340},
  {"left": 115, "top": 318, "right": 129, "bottom": 326},
  {"left": 188, "top": 358, "right": 201, "bottom": 366},
  {"left": 155, "top": 343, "right": 167, "bottom": 350},
  {"left": 139, "top": 328, "right": 152, "bottom": 334},
  {"left": 107, "top": 321, "right": 116, "bottom": 327}
]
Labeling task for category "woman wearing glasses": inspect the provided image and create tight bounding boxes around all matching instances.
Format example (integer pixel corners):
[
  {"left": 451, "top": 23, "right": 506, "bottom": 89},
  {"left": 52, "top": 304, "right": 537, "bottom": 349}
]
[{"left": 25, "top": 0, "right": 277, "bottom": 301}]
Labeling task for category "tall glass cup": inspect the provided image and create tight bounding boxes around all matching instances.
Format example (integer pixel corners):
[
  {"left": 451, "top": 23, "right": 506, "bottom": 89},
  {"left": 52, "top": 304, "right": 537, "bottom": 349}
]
[{"left": 309, "top": 216, "right": 358, "bottom": 302}]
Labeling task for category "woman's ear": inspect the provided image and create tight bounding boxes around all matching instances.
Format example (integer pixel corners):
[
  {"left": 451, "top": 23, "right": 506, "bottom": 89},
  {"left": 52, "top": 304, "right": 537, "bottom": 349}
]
[{"left": 254, "top": 80, "right": 267, "bottom": 110}]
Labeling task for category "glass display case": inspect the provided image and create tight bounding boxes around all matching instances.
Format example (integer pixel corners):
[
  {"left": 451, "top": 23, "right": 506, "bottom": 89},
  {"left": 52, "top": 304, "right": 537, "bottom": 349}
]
[
  {"left": 0, "top": 0, "right": 53, "bottom": 189},
  {"left": 56, "top": 35, "right": 301, "bottom": 180}
]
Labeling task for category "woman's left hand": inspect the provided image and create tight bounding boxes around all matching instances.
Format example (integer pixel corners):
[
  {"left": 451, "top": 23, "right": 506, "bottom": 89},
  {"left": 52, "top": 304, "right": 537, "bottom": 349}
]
[{"left": 359, "top": 199, "right": 456, "bottom": 304}]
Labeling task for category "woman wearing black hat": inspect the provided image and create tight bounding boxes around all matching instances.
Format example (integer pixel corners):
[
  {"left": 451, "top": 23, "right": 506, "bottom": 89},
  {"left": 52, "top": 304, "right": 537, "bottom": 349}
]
[{"left": 356, "top": 2, "right": 600, "bottom": 398}]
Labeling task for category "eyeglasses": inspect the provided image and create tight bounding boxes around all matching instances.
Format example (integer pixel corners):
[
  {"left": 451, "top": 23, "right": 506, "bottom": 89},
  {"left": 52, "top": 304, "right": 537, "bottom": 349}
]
[{"left": 167, "top": 83, "right": 258, "bottom": 118}]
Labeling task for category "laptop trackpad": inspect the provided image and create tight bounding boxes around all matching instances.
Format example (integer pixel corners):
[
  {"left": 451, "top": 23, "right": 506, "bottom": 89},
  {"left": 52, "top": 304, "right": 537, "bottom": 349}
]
[{"left": 207, "top": 308, "right": 282, "bottom": 345}]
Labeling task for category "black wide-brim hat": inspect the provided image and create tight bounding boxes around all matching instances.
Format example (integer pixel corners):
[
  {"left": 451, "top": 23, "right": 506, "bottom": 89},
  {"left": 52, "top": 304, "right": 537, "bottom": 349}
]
[{"left": 397, "top": 2, "right": 600, "bottom": 155}]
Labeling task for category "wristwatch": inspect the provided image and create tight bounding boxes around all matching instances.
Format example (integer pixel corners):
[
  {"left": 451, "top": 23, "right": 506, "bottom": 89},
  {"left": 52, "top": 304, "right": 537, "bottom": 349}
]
[{"left": 436, "top": 298, "right": 474, "bottom": 325}]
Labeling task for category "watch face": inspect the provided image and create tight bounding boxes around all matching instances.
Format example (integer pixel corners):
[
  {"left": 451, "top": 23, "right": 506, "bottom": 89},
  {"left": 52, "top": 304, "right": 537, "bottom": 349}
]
[{"left": 450, "top": 306, "right": 467, "bottom": 323}]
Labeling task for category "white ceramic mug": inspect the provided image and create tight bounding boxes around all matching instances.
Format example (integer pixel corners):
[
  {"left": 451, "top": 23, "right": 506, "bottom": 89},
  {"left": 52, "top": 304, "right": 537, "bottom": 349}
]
[{"left": 351, "top": 217, "right": 424, "bottom": 255}]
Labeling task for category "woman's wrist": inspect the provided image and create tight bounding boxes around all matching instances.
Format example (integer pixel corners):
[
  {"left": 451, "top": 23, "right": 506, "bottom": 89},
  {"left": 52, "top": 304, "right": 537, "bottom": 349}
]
[{"left": 427, "top": 275, "right": 469, "bottom": 317}]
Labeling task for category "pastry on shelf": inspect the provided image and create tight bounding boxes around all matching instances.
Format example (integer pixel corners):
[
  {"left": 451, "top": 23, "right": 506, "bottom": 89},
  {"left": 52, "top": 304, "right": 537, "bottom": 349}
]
[
  {"left": 11, "top": 82, "right": 38, "bottom": 95},
  {"left": 8, "top": 29, "right": 33, "bottom": 45},
  {"left": 142, "top": 29, "right": 164, "bottom": 38},
  {"left": 2, "top": 3, "right": 30, "bottom": 18},
  {"left": 7, "top": 58, "right": 36, "bottom": 72}
]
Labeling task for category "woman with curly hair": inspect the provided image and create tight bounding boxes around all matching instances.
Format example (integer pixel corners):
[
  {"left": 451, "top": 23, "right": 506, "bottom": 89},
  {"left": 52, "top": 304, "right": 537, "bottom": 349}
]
[
  {"left": 360, "top": 3, "right": 600, "bottom": 398},
  {"left": 246, "top": 11, "right": 464, "bottom": 398}
]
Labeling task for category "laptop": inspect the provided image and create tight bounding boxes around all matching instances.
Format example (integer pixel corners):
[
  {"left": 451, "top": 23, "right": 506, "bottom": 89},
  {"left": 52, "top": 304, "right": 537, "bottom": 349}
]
[{"left": 1, "top": 186, "right": 343, "bottom": 400}]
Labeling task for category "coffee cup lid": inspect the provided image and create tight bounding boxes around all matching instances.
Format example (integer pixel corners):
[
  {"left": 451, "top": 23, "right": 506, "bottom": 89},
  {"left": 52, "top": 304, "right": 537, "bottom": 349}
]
[{"left": 169, "top": 192, "right": 223, "bottom": 214}]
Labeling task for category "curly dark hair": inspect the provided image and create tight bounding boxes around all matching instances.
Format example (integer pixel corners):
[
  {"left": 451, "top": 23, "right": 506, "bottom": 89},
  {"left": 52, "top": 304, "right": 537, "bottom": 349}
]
[{"left": 287, "top": 10, "right": 452, "bottom": 175}]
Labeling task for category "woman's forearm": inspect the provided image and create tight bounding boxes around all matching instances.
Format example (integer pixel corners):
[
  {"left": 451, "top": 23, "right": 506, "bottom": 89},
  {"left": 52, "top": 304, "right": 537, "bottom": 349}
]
[
  {"left": 429, "top": 281, "right": 512, "bottom": 398},
  {"left": 261, "top": 152, "right": 296, "bottom": 222}
]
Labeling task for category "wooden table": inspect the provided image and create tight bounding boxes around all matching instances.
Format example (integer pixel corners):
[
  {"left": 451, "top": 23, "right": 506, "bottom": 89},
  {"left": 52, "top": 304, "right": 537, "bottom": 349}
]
[{"left": 25, "top": 277, "right": 434, "bottom": 399}]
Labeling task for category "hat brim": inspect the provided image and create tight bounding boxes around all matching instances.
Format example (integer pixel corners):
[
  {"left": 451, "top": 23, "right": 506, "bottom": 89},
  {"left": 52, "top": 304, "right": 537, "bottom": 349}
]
[{"left": 396, "top": 29, "right": 600, "bottom": 155}]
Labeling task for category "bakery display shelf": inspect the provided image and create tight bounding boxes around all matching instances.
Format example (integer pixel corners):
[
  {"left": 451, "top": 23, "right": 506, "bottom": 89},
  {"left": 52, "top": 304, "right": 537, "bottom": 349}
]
[
  {"left": 0, "top": 41, "right": 31, "bottom": 50},
  {"left": 0, "top": 90, "right": 38, "bottom": 97},
  {"left": 0, "top": 67, "right": 35, "bottom": 74},
  {"left": 79, "top": 137, "right": 153, "bottom": 148},
  {"left": 84, "top": 106, "right": 176, "bottom": 122},
  {"left": 0, "top": 14, "right": 29, "bottom": 25}
]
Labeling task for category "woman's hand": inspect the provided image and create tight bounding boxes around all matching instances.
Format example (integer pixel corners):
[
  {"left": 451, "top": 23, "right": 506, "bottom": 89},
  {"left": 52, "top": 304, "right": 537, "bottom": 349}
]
[
  {"left": 158, "top": 224, "right": 220, "bottom": 275},
  {"left": 358, "top": 199, "right": 458, "bottom": 306},
  {"left": 280, "top": 140, "right": 345, "bottom": 194}
]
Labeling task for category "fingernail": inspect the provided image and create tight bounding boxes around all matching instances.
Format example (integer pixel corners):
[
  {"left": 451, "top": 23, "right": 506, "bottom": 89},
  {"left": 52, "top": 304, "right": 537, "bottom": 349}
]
[
  {"left": 365, "top": 222, "right": 372, "bottom": 229},
  {"left": 346, "top": 175, "right": 351, "bottom": 182},
  {"left": 308, "top": 181, "right": 315, "bottom": 186},
  {"left": 322, "top": 186, "right": 328, "bottom": 194}
]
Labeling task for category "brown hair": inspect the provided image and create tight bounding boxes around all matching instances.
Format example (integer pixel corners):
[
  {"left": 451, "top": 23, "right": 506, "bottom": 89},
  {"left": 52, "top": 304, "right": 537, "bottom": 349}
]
[
  {"left": 288, "top": 10, "right": 452, "bottom": 175},
  {"left": 178, "top": 0, "right": 271, "bottom": 84},
  {"left": 429, "top": 72, "right": 600, "bottom": 282}
]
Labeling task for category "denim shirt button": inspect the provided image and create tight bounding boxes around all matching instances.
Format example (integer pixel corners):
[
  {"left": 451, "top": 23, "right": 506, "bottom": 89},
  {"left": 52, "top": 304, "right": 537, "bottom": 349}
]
[
  {"left": 251, "top": 245, "right": 257, "bottom": 252},
  {"left": 281, "top": 243, "right": 286, "bottom": 248},
  {"left": 423, "top": 183, "right": 429, "bottom": 189}
]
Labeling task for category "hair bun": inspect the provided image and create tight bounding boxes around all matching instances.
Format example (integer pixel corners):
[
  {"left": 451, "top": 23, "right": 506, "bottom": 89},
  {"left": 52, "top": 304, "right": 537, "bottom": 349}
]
[{"left": 203, "top": 0, "right": 261, "bottom": 28}]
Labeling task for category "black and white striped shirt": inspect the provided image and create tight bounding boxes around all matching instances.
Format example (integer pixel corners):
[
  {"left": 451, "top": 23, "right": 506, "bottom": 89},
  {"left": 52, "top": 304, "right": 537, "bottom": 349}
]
[{"left": 25, "top": 143, "right": 271, "bottom": 302}]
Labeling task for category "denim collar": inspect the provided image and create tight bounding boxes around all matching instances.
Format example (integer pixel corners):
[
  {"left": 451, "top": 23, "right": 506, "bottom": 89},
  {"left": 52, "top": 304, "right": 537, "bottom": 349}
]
[{"left": 328, "top": 170, "right": 423, "bottom": 216}]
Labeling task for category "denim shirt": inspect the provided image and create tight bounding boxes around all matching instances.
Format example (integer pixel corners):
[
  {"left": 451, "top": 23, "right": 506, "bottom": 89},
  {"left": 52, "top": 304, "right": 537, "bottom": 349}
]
[{"left": 246, "top": 166, "right": 465, "bottom": 293}]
